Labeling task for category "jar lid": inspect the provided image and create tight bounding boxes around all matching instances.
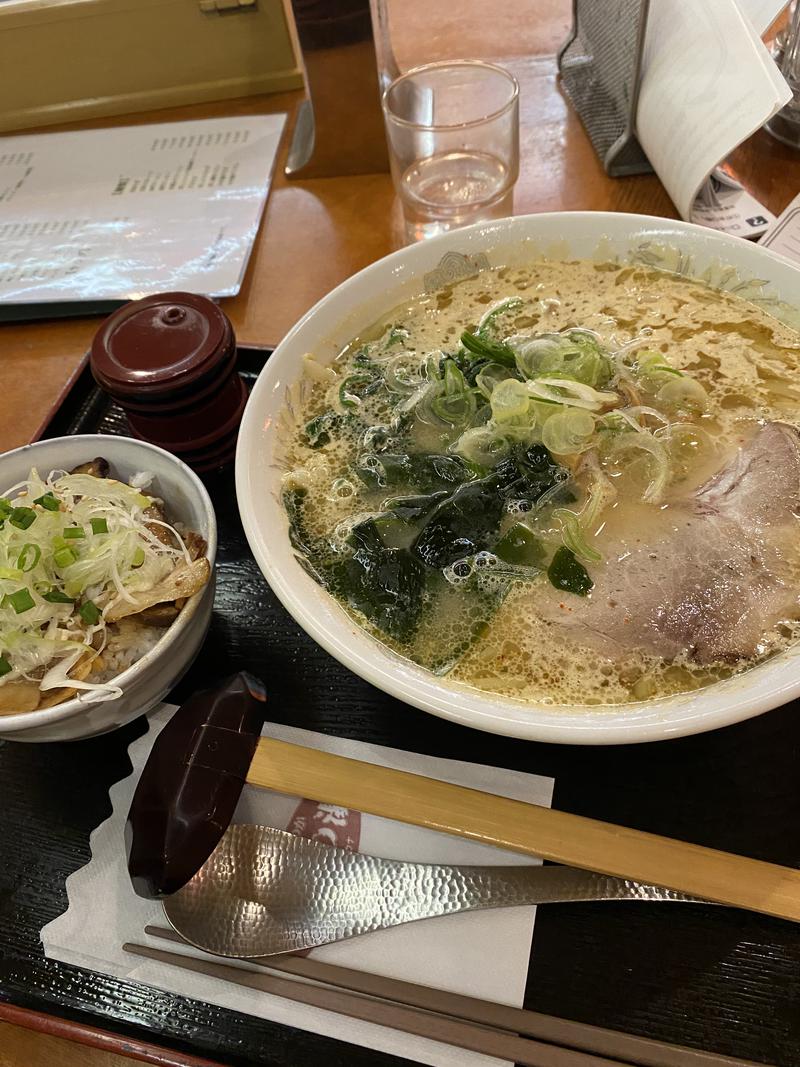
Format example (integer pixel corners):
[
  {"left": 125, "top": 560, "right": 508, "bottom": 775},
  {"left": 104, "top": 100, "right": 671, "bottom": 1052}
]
[{"left": 90, "top": 292, "right": 235, "bottom": 399}]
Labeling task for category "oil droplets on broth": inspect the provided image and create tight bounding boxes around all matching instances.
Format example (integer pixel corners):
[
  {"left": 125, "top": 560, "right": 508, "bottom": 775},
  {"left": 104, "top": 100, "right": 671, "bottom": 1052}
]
[{"left": 282, "top": 259, "right": 800, "bottom": 708}]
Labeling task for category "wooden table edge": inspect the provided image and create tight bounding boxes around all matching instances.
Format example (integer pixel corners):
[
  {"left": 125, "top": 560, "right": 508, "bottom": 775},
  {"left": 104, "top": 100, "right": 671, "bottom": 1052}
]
[{"left": 0, "top": 1002, "right": 225, "bottom": 1067}]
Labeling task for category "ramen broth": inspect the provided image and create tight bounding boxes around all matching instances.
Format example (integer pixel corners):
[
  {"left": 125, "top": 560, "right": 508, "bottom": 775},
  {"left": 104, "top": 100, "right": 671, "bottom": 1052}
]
[{"left": 282, "top": 260, "right": 800, "bottom": 706}]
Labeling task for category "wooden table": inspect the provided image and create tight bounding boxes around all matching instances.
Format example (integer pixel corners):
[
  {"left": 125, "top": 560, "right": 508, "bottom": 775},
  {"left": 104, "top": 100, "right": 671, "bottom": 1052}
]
[
  {"left": 3, "top": 6, "right": 800, "bottom": 1067},
  {"left": 4, "top": 1, "right": 799, "bottom": 457}
]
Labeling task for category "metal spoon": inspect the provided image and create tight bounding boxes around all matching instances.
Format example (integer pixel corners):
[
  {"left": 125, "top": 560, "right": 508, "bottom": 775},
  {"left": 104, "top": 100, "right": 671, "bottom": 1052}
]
[{"left": 163, "top": 824, "right": 703, "bottom": 958}]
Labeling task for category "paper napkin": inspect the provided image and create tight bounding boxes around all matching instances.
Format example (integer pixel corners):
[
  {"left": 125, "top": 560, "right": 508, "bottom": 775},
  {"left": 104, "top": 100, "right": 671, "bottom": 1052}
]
[
  {"left": 636, "top": 0, "right": 790, "bottom": 225},
  {"left": 41, "top": 706, "right": 554, "bottom": 1067}
]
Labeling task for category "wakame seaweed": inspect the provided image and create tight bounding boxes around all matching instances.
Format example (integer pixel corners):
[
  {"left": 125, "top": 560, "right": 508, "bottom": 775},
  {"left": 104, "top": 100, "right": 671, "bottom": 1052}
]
[
  {"left": 411, "top": 476, "right": 506, "bottom": 569},
  {"left": 383, "top": 491, "right": 450, "bottom": 524},
  {"left": 494, "top": 443, "right": 570, "bottom": 506},
  {"left": 547, "top": 546, "right": 594, "bottom": 597},
  {"left": 328, "top": 519, "right": 427, "bottom": 641},
  {"left": 411, "top": 445, "right": 566, "bottom": 569},
  {"left": 354, "top": 452, "right": 476, "bottom": 493},
  {"left": 284, "top": 487, "right": 317, "bottom": 558},
  {"left": 286, "top": 433, "right": 575, "bottom": 660},
  {"left": 494, "top": 523, "right": 545, "bottom": 567}
]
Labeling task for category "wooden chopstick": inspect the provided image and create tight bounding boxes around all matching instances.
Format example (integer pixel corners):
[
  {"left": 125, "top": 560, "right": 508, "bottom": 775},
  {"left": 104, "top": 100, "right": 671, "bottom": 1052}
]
[
  {"left": 125, "top": 939, "right": 627, "bottom": 1067},
  {"left": 141, "top": 926, "right": 771, "bottom": 1067},
  {"left": 250, "top": 739, "right": 800, "bottom": 923}
]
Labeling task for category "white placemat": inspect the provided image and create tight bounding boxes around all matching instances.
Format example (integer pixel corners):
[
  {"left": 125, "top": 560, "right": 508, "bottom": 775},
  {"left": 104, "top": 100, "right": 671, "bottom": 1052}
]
[{"left": 41, "top": 705, "right": 554, "bottom": 1067}]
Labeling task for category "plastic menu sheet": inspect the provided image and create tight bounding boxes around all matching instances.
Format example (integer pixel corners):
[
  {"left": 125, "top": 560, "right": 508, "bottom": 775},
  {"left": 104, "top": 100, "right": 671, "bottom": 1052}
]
[
  {"left": 760, "top": 190, "right": 800, "bottom": 263},
  {"left": 0, "top": 114, "right": 286, "bottom": 306}
]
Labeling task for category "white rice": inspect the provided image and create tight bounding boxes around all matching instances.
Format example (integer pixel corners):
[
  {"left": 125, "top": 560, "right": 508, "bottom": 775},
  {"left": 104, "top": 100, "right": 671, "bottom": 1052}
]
[{"left": 94, "top": 619, "right": 163, "bottom": 683}]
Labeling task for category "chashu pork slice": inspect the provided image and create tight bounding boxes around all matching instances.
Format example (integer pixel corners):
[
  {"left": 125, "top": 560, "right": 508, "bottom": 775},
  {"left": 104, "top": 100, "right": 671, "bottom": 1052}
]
[{"left": 534, "top": 422, "right": 800, "bottom": 664}]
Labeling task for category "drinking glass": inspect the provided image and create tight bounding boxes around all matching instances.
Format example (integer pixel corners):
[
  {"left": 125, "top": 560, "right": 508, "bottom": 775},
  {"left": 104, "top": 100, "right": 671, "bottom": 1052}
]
[{"left": 382, "top": 61, "right": 520, "bottom": 243}]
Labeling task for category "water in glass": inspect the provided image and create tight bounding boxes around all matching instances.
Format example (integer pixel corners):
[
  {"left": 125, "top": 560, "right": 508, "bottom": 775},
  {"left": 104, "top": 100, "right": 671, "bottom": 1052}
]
[{"left": 399, "top": 150, "right": 513, "bottom": 239}]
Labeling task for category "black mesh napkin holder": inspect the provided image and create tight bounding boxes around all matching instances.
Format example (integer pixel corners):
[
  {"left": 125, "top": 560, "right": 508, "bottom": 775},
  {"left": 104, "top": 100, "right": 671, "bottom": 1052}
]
[{"left": 558, "top": 0, "right": 653, "bottom": 176}]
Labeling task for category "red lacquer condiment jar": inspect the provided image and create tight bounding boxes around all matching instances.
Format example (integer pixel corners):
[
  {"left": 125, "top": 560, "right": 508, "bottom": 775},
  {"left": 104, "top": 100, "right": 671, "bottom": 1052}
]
[{"left": 90, "top": 292, "right": 247, "bottom": 472}]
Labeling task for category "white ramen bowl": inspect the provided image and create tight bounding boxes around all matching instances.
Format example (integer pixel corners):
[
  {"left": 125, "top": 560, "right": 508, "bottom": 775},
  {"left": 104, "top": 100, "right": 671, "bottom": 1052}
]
[
  {"left": 0, "top": 435, "right": 216, "bottom": 742},
  {"left": 236, "top": 212, "right": 800, "bottom": 744}
]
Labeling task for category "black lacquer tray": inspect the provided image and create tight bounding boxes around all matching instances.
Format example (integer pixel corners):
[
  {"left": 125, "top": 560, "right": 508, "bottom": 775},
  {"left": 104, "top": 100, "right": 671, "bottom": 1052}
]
[{"left": 1, "top": 348, "right": 799, "bottom": 1066}]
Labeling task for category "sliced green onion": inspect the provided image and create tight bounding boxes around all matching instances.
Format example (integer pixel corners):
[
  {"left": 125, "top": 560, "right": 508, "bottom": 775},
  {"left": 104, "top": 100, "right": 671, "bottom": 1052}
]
[
  {"left": 514, "top": 330, "right": 612, "bottom": 388},
  {"left": 0, "top": 566, "right": 22, "bottom": 581},
  {"left": 541, "top": 408, "right": 596, "bottom": 456},
  {"left": 475, "top": 362, "right": 516, "bottom": 400},
  {"left": 604, "top": 431, "right": 670, "bottom": 503},
  {"left": 132, "top": 546, "right": 145, "bottom": 567},
  {"left": 636, "top": 351, "right": 683, "bottom": 379},
  {"left": 42, "top": 589, "right": 76, "bottom": 605},
  {"left": 454, "top": 426, "right": 512, "bottom": 468},
  {"left": 525, "top": 378, "right": 618, "bottom": 412},
  {"left": 53, "top": 547, "right": 77, "bottom": 568},
  {"left": 656, "top": 376, "right": 708, "bottom": 413},
  {"left": 554, "top": 508, "right": 602, "bottom": 563},
  {"left": 17, "top": 543, "right": 41, "bottom": 573},
  {"left": 9, "top": 507, "right": 36, "bottom": 530},
  {"left": 63, "top": 526, "right": 86, "bottom": 540},
  {"left": 383, "top": 325, "right": 409, "bottom": 349},
  {"left": 0, "top": 654, "right": 11, "bottom": 677},
  {"left": 6, "top": 588, "right": 35, "bottom": 614},
  {"left": 90, "top": 517, "right": 109, "bottom": 535},
  {"left": 426, "top": 360, "right": 477, "bottom": 428},
  {"left": 490, "top": 378, "right": 530, "bottom": 423},
  {"left": 384, "top": 352, "right": 426, "bottom": 395},
  {"left": 0, "top": 498, "right": 11, "bottom": 519},
  {"left": 79, "top": 600, "right": 101, "bottom": 625},
  {"left": 478, "top": 297, "right": 523, "bottom": 337},
  {"left": 339, "top": 372, "right": 376, "bottom": 409},
  {"left": 34, "top": 492, "right": 60, "bottom": 512}
]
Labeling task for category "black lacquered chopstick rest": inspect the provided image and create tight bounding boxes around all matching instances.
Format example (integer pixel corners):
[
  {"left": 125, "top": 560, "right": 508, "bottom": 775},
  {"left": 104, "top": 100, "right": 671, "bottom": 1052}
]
[{"left": 125, "top": 671, "right": 266, "bottom": 899}]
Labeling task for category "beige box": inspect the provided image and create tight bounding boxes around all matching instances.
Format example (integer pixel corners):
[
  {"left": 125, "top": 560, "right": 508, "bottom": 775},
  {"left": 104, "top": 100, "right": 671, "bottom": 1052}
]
[{"left": 0, "top": 0, "right": 302, "bottom": 134}]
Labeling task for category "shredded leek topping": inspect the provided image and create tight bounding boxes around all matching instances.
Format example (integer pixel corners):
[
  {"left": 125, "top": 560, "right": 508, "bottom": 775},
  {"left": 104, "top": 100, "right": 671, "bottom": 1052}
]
[{"left": 0, "top": 468, "right": 189, "bottom": 701}]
